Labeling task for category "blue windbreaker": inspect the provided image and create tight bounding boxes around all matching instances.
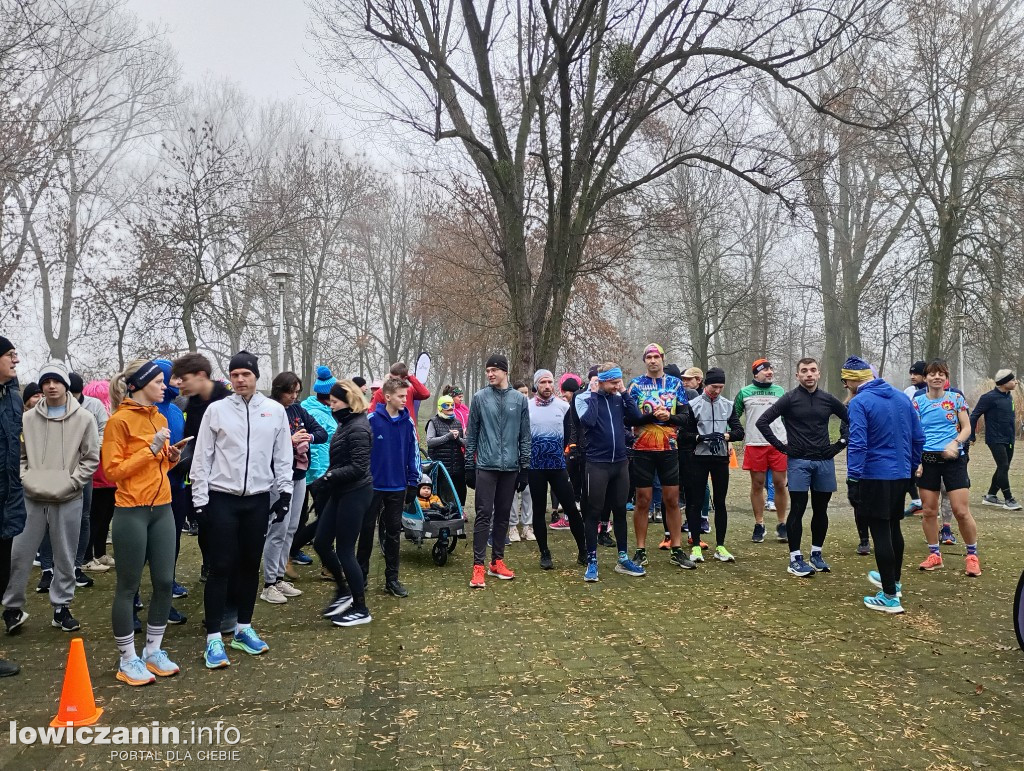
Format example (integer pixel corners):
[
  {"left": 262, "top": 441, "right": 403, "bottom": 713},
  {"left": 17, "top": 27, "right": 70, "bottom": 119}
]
[
  {"left": 575, "top": 388, "right": 642, "bottom": 464},
  {"left": 847, "top": 378, "right": 924, "bottom": 480}
]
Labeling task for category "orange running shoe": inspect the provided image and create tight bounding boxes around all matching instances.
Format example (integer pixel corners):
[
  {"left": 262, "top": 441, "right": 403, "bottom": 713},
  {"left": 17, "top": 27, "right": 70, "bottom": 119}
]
[
  {"left": 487, "top": 559, "right": 515, "bottom": 580},
  {"left": 469, "top": 564, "right": 486, "bottom": 588},
  {"left": 964, "top": 554, "right": 981, "bottom": 577},
  {"left": 658, "top": 537, "right": 671, "bottom": 550},
  {"left": 687, "top": 536, "right": 709, "bottom": 549},
  {"left": 918, "top": 552, "right": 944, "bottom": 571}
]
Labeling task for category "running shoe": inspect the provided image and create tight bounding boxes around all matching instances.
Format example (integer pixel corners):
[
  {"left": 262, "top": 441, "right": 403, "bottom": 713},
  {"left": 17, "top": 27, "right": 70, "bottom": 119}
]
[
  {"left": 549, "top": 517, "right": 570, "bottom": 530},
  {"left": 700, "top": 516, "right": 711, "bottom": 534},
  {"left": 3, "top": 608, "right": 27, "bottom": 635},
  {"left": 260, "top": 584, "right": 288, "bottom": 604},
  {"left": 172, "top": 581, "right": 188, "bottom": 599},
  {"left": 143, "top": 649, "right": 180, "bottom": 677},
  {"left": 275, "top": 580, "right": 303, "bottom": 597},
  {"left": 508, "top": 527, "right": 521, "bottom": 543},
  {"left": 863, "top": 591, "right": 904, "bottom": 614},
  {"left": 74, "top": 568, "right": 94, "bottom": 588},
  {"left": 658, "top": 536, "right": 671, "bottom": 550},
  {"left": 919, "top": 553, "right": 943, "bottom": 571},
  {"left": 965, "top": 554, "right": 981, "bottom": 577},
  {"left": 687, "top": 535, "right": 709, "bottom": 549},
  {"left": 1005, "top": 497, "right": 1022, "bottom": 511},
  {"left": 504, "top": 533, "right": 512, "bottom": 546},
  {"left": 469, "top": 565, "right": 486, "bottom": 588},
  {"left": 775, "top": 523, "right": 788, "bottom": 542},
  {"left": 134, "top": 593, "right": 144, "bottom": 610},
  {"left": 857, "top": 539, "right": 871, "bottom": 556},
  {"left": 204, "top": 638, "right": 230, "bottom": 669},
  {"left": 626, "top": 502, "right": 634, "bottom": 512},
  {"left": 904, "top": 499, "right": 923, "bottom": 516},
  {"left": 583, "top": 560, "right": 599, "bottom": 582},
  {"left": 539, "top": 550, "right": 553, "bottom": 570},
  {"left": 690, "top": 545, "right": 704, "bottom": 564},
  {"left": 320, "top": 568, "right": 335, "bottom": 581},
  {"left": 981, "top": 494, "right": 1003, "bottom": 507},
  {"left": 82, "top": 559, "right": 109, "bottom": 572},
  {"left": 385, "top": 580, "right": 409, "bottom": 597},
  {"left": 32, "top": 553, "right": 41, "bottom": 568},
  {"left": 714, "top": 546, "right": 736, "bottom": 563},
  {"left": 633, "top": 548, "right": 648, "bottom": 567},
  {"left": 231, "top": 627, "right": 269, "bottom": 655},
  {"left": 332, "top": 608, "right": 372, "bottom": 627},
  {"left": 809, "top": 553, "right": 831, "bottom": 573},
  {"left": 487, "top": 560, "right": 515, "bottom": 580},
  {"left": 291, "top": 550, "right": 314, "bottom": 565},
  {"left": 322, "top": 593, "right": 354, "bottom": 618},
  {"left": 751, "top": 524, "right": 765, "bottom": 543},
  {"left": 597, "top": 531, "right": 616, "bottom": 547},
  {"left": 117, "top": 656, "right": 156, "bottom": 686},
  {"left": 787, "top": 558, "right": 815, "bottom": 578},
  {"left": 765, "top": 501, "right": 777, "bottom": 512},
  {"left": 97, "top": 554, "right": 115, "bottom": 567},
  {"left": 167, "top": 607, "right": 187, "bottom": 625},
  {"left": 867, "top": 570, "right": 902, "bottom": 597},
  {"left": 939, "top": 526, "right": 956, "bottom": 546},
  {"left": 668, "top": 549, "right": 695, "bottom": 570},
  {"left": 51, "top": 606, "right": 80, "bottom": 632},
  {"left": 616, "top": 553, "right": 646, "bottom": 576},
  {"left": 522, "top": 525, "right": 536, "bottom": 541}
]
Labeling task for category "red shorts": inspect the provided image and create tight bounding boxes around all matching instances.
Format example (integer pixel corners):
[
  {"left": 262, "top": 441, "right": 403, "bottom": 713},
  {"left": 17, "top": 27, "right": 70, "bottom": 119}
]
[{"left": 742, "top": 445, "right": 788, "bottom": 473}]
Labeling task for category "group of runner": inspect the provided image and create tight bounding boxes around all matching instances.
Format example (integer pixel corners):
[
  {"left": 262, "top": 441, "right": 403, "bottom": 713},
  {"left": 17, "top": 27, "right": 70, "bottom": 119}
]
[{"left": 0, "top": 333, "right": 1019, "bottom": 683}]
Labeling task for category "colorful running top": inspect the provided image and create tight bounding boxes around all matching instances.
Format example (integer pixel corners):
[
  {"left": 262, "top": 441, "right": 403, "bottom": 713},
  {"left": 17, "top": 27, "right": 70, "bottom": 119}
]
[
  {"left": 734, "top": 381, "right": 787, "bottom": 446},
  {"left": 528, "top": 396, "right": 569, "bottom": 469},
  {"left": 913, "top": 390, "right": 967, "bottom": 454},
  {"left": 626, "top": 374, "right": 688, "bottom": 452}
]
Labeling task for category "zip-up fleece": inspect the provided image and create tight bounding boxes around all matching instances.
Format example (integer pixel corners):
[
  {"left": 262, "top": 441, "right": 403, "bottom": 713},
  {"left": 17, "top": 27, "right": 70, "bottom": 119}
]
[
  {"left": 682, "top": 393, "right": 744, "bottom": 458},
  {"left": 465, "top": 384, "right": 531, "bottom": 472},
  {"left": 575, "top": 388, "right": 643, "bottom": 464},
  {"left": 190, "top": 392, "right": 293, "bottom": 507},
  {"left": 367, "top": 403, "right": 420, "bottom": 491},
  {"left": 20, "top": 394, "right": 100, "bottom": 503},
  {"left": 102, "top": 399, "right": 175, "bottom": 508}
]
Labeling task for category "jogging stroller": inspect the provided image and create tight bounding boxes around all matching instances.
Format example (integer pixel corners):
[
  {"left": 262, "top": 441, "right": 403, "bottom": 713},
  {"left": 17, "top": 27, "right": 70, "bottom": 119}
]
[
  {"left": 380, "top": 460, "right": 466, "bottom": 566},
  {"left": 1015, "top": 569, "right": 1024, "bottom": 651}
]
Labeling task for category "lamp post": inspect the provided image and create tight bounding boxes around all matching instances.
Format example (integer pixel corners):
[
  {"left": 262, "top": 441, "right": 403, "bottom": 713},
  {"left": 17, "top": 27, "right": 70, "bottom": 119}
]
[
  {"left": 270, "top": 270, "right": 292, "bottom": 375},
  {"left": 955, "top": 311, "right": 968, "bottom": 388}
]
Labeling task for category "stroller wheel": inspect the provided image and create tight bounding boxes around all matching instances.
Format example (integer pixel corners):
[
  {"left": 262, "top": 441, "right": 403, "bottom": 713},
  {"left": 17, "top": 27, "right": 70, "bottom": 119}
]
[
  {"left": 431, "top": 540, "right": 448, "bottom": 566},
  {"left": 447, "top": 536, "right": 458, "bottom": 554}
]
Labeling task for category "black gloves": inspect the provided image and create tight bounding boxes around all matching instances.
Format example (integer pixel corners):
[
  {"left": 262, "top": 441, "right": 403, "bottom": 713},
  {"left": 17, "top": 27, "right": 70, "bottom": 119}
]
[
  {"left": 846, "top": 479, "right": 860, "bottom": 509},
  {"left": 699, "top": 433, "right": 726, "bottom": 455},
  {"left": 271, "top": 493, "right": 291, "bottom": 524},
  {"left": 827, "top": 439, "right": 847, "bottom": 459},
  {"left": 193, "top": 506, "right": 207, "bottom": 527},
  {"left": 465, "top": 468, "right": 476, "bottom": 489},
  {"left": 516, "top": 469, "right": 529, "bottom": 492},
  {"left": 405, "top": 486, "right": 417, "bottom": 505}
]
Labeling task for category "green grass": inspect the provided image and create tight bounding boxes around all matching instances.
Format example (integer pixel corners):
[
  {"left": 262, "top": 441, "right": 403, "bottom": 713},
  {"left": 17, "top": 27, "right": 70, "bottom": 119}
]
[{"left": 2, "top": 455, "right": 1023, "bottom": 769}]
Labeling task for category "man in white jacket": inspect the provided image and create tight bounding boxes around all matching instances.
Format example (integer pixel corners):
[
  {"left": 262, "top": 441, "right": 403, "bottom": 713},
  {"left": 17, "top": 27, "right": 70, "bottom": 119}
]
[{"left": 191, "top": 351, "right": 292, "bottom": 669}]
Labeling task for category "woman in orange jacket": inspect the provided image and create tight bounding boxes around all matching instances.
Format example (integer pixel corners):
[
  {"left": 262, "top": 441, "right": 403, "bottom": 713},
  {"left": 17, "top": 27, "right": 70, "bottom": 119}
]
[{"left": 102, "top": 360, "right": 184, "bottom": 687}]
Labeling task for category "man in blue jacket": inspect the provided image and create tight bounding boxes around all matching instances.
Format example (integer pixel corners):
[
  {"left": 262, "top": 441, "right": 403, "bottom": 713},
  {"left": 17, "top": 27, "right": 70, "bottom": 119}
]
[
  {"left": 0, "top": 336, "right": 25, "bottom": 676},
  {"left": 576, "top": 361, "right": 646, "bottom": 582},
  {"left": 970, "top": 369, "right": 1020, "bottom": 510},
  {"left": 359, "top": 377, "right": 420, "bottom": 598},
  {"left": 843, "top": 356, "right": 924, "bottom": 614}
]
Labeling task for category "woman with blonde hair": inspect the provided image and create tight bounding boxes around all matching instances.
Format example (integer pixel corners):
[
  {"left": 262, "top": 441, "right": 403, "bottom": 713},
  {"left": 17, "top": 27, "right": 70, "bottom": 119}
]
[{"left": 103, "top": 359, "right": 185, "bottom": 685}]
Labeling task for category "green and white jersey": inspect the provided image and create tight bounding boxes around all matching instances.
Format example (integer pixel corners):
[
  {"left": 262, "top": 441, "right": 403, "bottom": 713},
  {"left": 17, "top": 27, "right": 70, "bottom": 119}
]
[{"left": 734, "top": 382, "right": 787, "bottom": 446}]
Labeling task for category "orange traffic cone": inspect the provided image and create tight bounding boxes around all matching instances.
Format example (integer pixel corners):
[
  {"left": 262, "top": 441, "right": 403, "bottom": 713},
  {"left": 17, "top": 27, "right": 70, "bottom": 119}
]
[
  {"left": 50, "top": 638, "right": 103, "bottom": 727},
  {"left": 729, "top": 446, "right": 739, "bottom": 469}
]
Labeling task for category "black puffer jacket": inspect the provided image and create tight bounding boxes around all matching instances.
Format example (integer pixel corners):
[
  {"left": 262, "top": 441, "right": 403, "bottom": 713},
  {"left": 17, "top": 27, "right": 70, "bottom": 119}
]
[
  {"left": 322, "top": 409, "right": 372, "bottom": 491},
  {"left": 426, "top": 414, "right": 465, "bottom": 472},
  {"left": 0, "top": 377, "right": 26, "bottom": 539}
]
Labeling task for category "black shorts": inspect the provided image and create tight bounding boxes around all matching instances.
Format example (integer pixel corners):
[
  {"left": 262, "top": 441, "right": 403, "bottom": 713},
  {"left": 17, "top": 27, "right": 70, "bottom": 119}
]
[
  {"left": 630, "top": 451, "right": 680, "bottom": 488},
  {"left": 858, "top": 478, "right": 912, "bottom": 521},
  {"left": 917, "top": 455, "right": 970, "bottom": 492}
]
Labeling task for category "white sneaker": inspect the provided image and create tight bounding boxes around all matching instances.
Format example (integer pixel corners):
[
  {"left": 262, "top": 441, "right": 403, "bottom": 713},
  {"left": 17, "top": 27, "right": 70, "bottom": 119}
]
[
  {"left": 82, "top": 559, "right": 110, "bottom": 572},
  {"left": 508, "top": 527, "right": 521, "bottom": 543},
  {"left": 522, "top": 525, "right": 536, "bottom": 541},
  {"left": 260, "top": 585, "right": 288, "bottom": 604},
  {"left": 97, "top": 555, "right": 115, "bottom": 567},
  {"left": 275, "top": 580, "right": 303, "bottom": 597},
  {"left": 765, "top": 501, "right": 777, "bottom": 512}
]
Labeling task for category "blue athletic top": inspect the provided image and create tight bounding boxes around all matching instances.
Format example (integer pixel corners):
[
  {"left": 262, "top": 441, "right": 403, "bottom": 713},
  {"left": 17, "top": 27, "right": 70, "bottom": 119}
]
[
  {"left": 913, "top": 390, "right": 967, "bottom": 454},
  {"left": 528, "top": 397, "right": 568, "bottom": 470}
]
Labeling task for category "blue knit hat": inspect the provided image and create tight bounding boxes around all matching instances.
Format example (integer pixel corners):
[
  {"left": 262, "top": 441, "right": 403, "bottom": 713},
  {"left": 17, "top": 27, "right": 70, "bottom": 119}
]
[{"left": 313, "top": 365, "right": 336, "bottom": 394}]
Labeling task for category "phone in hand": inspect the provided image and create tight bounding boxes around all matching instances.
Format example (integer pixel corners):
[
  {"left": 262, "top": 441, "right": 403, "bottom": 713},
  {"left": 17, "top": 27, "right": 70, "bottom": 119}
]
[{"left": 172, "top": 436, "right": 194, "bottom": 449}]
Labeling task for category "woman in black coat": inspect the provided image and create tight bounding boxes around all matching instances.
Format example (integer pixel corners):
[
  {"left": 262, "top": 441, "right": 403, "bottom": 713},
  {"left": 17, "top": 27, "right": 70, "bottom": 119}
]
[{"left": 313, "top": 381, "right": 374, "bottom": 627}]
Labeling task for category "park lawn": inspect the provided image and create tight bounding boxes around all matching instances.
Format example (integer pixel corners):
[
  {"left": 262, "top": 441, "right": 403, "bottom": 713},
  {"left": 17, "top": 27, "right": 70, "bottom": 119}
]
[{"left": 1, "top": 453, "right": 1022, "bottom": 770}]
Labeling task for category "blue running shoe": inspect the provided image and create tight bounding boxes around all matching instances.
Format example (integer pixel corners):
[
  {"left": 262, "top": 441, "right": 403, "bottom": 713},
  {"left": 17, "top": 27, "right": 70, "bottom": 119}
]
[
  {"left": 615, "top": 553, "right": 646, "bottom": 577},
  {"left": 230, "top": 627, "right": 269, "bottom": 655},
  {"left": 172, "top": 581, "right": 188, "bottom": 599},
  {"left": 291, "top": 551, "right": 313, "bottom": 566},
  {"left": 204, "top": 638, "right": 230, "bottom": 669},
  {"left": 809, "top": 553, "right": 831, "bottom": 573},
  {"left": 752, "top": 523, "right": 766, "bottom": 543},
  {"left": 167, "top": 606, "right": 187, "bottom": 625},
  {"left": 863, "top": 591, "right": 904, "bottom": 614},
  {"left": 626, "top": 502, "right": 634, "bottom": 512},
  {"left": 700, "top": 516, "right": 711, "bottom": 534},
  {"left": 584, "top": 560, "right": 599, "bottom": 582},
  {"left": 788, "top": 558, "right": 815, "bottom": 577},
  {"left": 939, "top": 526, "right": 956, "bottom": 545},
  {"left": 867, "top": 571, "right": 902, "bottom": 598},
  {"left": 144, "top": 649, "right": 180, "bottom": 677},
  {"left": 116, "top": 656, "right": 155, "bottom": 686}
]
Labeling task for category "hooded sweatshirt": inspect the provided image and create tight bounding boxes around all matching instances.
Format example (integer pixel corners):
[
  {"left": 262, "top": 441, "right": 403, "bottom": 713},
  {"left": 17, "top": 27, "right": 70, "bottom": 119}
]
[
  {"left": 102, "top": 399, "right": 175, "bottom": 508},
  {"left": 367, "top": 402, "right": 420, "bottom": 491},
  {"left": 847, "top": 378, "right": 924, "bottom": 480},
  {"left": 300, "top": 394, "right": 337, "bottom": 484},
  {"left": 154, "top": 360, "right": 185, "bottom": 490},
  {"left": 20, "top": 394, "right": 100, "bottom": 503}
]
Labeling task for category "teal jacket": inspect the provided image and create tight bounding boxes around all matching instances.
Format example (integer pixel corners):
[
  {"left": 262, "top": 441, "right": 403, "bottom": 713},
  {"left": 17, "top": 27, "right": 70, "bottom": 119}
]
[
  {"left": 301, "top": 394, "right": 337, "bottom": 483},
  {"left": 465, "top": 385, "right": 531, "bottom": 472}
]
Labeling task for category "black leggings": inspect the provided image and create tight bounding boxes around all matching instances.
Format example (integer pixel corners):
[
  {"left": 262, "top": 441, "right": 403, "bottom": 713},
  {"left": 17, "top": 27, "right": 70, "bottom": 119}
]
[
  {"left": 529, "top": 468, "right": 584, "bottom": 555},
  {"left": 988, "top": 443, "right": 1014, "bottom": 498},
  {"left": 314, "top": 483, "right": 373, "bottom": 609},
  {"left": 201, "top": 491, "right": 270, "bottom": 634},
  {"left": 787, "top": 491, "right": 831, "bottom": 553},
  {"left": 171, "top": 484, "right": 190, "bottom": 566},
  {"left": 690, "top": 458, "right": 729, "bottom": 546},
  {"left": 89, "top": 486, "right": 116, "bottom": 559},
  {"left": 357, "top": 490, "right": 404, "bottom": 583},
  {"left": 583, "top": 461, "right": 630, "bottom": 554},
  {"left": 869, "top": 518, "right": 904, "bottom": 596}
]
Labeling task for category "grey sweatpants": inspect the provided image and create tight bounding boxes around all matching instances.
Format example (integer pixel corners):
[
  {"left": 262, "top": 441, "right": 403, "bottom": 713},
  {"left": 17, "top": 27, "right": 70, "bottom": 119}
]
[
  {"left": 111, "top": 504, "right": 176, "bottom": 637},
  {"left": 4, "top": 497, "right": 83, "bottom": 609},
  {"left": 263, "top": 478, "right": 306, "bottom": 584}
]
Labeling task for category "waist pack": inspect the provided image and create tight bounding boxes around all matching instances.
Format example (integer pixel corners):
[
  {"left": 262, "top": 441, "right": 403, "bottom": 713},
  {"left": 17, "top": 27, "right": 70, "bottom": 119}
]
[{"left": 922, "top": 451, "right": 952, "bottom": 464}]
